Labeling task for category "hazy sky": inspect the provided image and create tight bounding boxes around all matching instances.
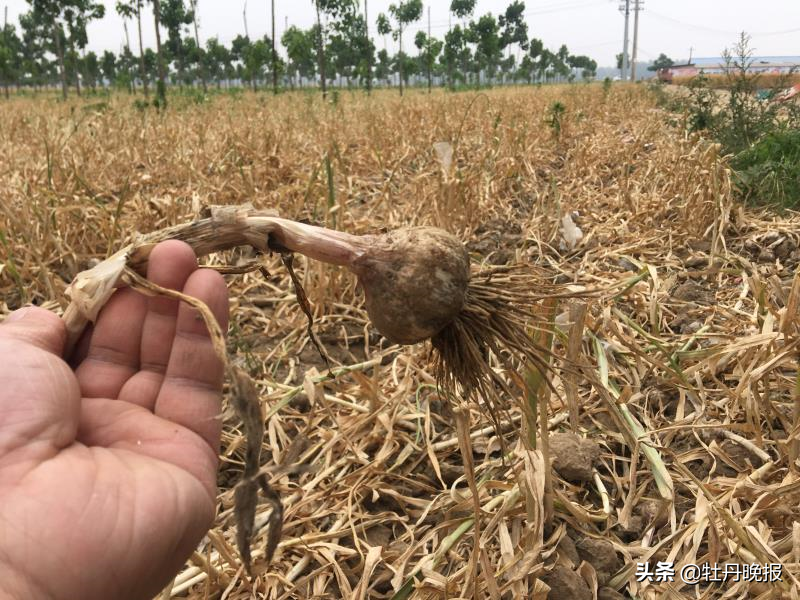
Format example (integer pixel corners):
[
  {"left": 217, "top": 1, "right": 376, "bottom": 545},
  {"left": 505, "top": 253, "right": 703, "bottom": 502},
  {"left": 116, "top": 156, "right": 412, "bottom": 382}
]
[{"left": 4, "top": 0, "right": 800, "bottom": 67}]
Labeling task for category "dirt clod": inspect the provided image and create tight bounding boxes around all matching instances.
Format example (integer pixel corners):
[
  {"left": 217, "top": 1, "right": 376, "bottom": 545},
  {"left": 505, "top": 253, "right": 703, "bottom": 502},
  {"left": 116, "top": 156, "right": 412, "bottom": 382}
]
[
  {"left": 576, "top": 537, "right": 621, "bottom": 585},
  {"left": 598, "top": 586, "right": 627, "bottom": 600},
  {"left": 549, "top": 433, "right": 602, "bottom": 483},
  {"left": 541, "top": 565, "right": 592, "bottom": 600}
]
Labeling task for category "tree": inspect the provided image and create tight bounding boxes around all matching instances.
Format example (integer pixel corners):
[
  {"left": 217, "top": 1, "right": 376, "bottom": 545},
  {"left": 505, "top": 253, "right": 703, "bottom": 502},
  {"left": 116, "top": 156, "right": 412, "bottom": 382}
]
[
  {"left": 100, "top": 49, "right": 117, "bottom": 87},
  {"left": 116, "top": 0, "right": 148, "bottom": 97},
  {"left": 648, "top": 53, "right": 674, "bottom": 71},
  {"left": 188, "top": 0, "right": 207, "bottom": 92},
  {"left": 282, "top": 26, "right": 316, "bottom": 87},
  {"left": 0, "top": 21, "right": 23, "bottom": 98},
  {"left": 499, "top": 1, "right": 527, "bottom": 51},
  {"left": 363, "top": 0, "right": 371, "bottom": 93},
  {"left": 567, "top": 54, "right": 596, "bottom": 80},
  {"left": 468, "top": 14, "right": 502, "bottom": 84},
  {"left": 18, "top": 10, "right": 50, "bottom": 90},
  {"left": 311, "top": 1, "right": 357, "bottom": 97},
  {"left": 204, "top": 36, "right": 231, "bottom": 88},
  {"left": 379, "top": 0, "right": 422, "bottom": 95},
  {"left": 62, "top": 0, "right": 106, "bottom": 96},
  {"left": 151, "top": 0, "right": 168, "bottom": 106},
  {"left": 415, "top": 31, "right": 441, "bottom": 92},
  {"left": 231, "top": 34, "right": 271, "bottom": 90},
  {"left": 374, "top": 47, "right": 391, "bottom": 85},
  {"left": 328, "top": 9, "right": 371, "bottom": 87},
  {"left": 160, "top": 0, "right": 194, "bottom": 85},
  {"left": 448, "top": 0, "right": 474, "bottom": 84},
  {"left": 442, "top": 24, "right": 468, "bottom": 87},
  {"left": 25, "top": 0, "right": 104, "bottom": 99},
  {"left": 450, "top": 0, "right": 475, "bottom": 20}
]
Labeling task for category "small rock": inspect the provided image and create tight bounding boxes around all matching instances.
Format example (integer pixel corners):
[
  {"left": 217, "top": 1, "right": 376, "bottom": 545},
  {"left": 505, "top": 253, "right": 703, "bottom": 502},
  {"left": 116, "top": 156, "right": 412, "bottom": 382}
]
[
  {"left": 615, "top": 515, "right": 645, "bottom": 542},
  {"left": 687, "top": 239, "right": 712, "bottom": 252},
  {"left": 549, "top": 433, "right": 601, "bottom": 483},
  {"left": 364, "top": 524, "right": 393, "bottom": 548},
  {"left": 576, "top": 537, "right": 621, "bottom": 585},
  {"left": 638, "top": 499, "right": 670, "bottom": 529},
  {"left": 556, "top": 535, "right": 580, "bottom": 567},
  {"left": 757, "top": 248, "right": 775, "bottom": 263},
  {"left": 541, "top": 565, "right": 592, "bottom": 600},
  {"left": 684, "top": 255, "right": 707, "bottom": 268},
  {"left": 774, "top": 238, "right": 797, "bottom": 260},
  {"left": 671, "top": 281, "right": 712, "bottom": 304},
  {"left": 598, "top": 587, "right": 626, "bottom": 600}
]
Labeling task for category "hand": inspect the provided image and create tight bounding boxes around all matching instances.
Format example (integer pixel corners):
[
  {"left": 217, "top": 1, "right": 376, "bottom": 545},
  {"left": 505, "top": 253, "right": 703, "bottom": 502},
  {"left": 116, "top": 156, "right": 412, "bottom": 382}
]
[{"left": 0, "top": 241, "right": 229, "bottom": 600}]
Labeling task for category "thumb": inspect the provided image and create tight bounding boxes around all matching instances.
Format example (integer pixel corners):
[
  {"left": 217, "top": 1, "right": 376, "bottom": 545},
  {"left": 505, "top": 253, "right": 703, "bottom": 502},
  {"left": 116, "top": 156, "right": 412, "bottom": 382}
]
[
  {"left": 2, "top": 307, "right": 67, "bottom": 357},
  {"left": 0, "top": 307, "right": 79, "bottom": 465}
]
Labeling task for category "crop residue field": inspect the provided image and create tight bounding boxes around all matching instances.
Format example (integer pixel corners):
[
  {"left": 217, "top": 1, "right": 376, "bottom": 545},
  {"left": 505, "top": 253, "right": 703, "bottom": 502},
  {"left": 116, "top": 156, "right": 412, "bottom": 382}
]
[{"left": 2, "top": 85, "right": 799, "bottom": 599}]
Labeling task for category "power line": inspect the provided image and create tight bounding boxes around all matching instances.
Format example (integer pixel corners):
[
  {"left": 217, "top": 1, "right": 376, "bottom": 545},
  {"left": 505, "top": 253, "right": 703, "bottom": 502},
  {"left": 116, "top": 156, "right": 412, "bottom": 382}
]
[{"left": 647, "top": 9, "right": 800, "bottom": 37}]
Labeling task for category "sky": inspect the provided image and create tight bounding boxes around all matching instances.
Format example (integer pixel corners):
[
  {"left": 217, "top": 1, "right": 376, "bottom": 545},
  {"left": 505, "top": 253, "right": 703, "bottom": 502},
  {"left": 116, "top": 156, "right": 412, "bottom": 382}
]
[{"left": 3, "top": 0, "right": 800, "bottom": 68}]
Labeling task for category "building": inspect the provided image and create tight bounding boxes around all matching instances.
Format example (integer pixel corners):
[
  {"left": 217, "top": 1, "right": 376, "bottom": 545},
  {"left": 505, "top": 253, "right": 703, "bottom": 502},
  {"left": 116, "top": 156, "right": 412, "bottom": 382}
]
[{"left": 658, "top": 56, "right": 800, "bottom": 83}]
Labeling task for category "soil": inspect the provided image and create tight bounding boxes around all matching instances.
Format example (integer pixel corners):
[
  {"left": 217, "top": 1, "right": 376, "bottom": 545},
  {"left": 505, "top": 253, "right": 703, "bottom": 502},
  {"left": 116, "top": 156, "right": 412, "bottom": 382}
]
[
  {"left": 575, "top": 537, "right": 622, "bottom": 585},
  {"left": 549, "top": 433, "right": 602, "bottom": 483},
  {"left": 541, "top": 565, "right": 592, "bottom": 600}
]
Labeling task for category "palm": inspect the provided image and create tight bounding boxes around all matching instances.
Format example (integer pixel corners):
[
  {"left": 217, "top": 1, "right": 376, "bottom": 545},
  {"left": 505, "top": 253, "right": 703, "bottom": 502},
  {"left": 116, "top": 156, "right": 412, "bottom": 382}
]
[{"left": 0, "top": 241, "right": 228, "bottom": 600}]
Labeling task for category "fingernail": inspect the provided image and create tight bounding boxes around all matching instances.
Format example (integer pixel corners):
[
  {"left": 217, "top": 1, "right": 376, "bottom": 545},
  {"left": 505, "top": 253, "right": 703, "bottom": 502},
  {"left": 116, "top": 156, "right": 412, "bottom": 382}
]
[{"left": 4, "top": 307, "right": 34, "bottom": 324}]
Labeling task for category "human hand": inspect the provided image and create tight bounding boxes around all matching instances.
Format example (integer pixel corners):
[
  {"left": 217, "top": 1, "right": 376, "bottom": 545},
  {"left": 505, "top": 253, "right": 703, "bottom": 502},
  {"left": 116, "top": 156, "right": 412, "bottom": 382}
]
[{"left": 0, "top": 241, "right": 229, "bottom": 600}]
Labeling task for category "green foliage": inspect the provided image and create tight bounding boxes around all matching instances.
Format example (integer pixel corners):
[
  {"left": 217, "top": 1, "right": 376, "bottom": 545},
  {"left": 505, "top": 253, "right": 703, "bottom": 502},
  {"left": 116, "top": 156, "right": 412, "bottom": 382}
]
[
  {"left": 450, "top": 0, "right": 476, "bottom": 20},
  {"left": 648, "top": 53, "right": 674, "bottom": 72},
  {"left": 499, "top": 1, "right": 528, "bottom": 50},
  {"left": 732, "top": 130, "right": 800, "bottom": 207},
  {"left": 546, "top": 100, "right": 566, "bottom": 140},
  {"left": 4, "top": 0, "right": 596, "bottom": 96},
  {"left": 674, "top": 33, "right": 800, "bottom": 207},
  {"left": 685, "top": 74, "right": 717, "bottom": 133}
]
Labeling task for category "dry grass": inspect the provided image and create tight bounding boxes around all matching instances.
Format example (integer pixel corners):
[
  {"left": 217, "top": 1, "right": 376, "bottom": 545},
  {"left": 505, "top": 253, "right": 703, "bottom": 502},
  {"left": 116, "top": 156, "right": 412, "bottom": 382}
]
[{"left": 2, "top": 84, "right": 800, "bottom": 599}]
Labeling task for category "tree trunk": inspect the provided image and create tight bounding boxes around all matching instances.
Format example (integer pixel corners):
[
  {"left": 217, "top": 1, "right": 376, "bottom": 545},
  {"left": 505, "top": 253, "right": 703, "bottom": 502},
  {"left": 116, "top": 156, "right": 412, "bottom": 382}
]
[
  {"left": 364, "top": 0, "right": 371, "bottom": 94},
  {"left": 74, "top": 43, "right": 82, "bottom": 97},
  {"left": 152, "top": 0, "right": 168, "bottom": 107},
  {"left": 52, "top": 20, "right": 68, "bottom": 100},
  {"left": 315, "top": 2, "right": 326, "bottom": 99},
  {"left": 271, "top": 0, "right": 277, "bottom": 94},
  {"left": 136, "top": 1, "right": 149, "bottom": 98},
  {"left": 189, "top": 0, "right": 207, "bottom": 93},
  {"left": 398, "top": 26, "right": 403, "bottom": 96}
]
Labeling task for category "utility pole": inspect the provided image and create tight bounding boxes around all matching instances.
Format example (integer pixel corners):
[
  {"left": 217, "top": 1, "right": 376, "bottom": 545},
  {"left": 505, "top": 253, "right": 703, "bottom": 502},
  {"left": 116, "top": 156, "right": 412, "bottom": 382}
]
[
  {"left": 630, "top": 0, "right": 642, "bottom": 81},
  {"left": 243, "top": 0, "right": 249, "bottom": 39},
  {"left": 271, "top": 0, "right": 278, "bottom": 93},
  {"left": 688, "top": 46, "right": 693, "bottom": 64},
  {"left": 427, "top": 5, "right": 431, "bottom": 93},
  {"left": 619, "top": 0, "right": 630, "bottom": 81}
]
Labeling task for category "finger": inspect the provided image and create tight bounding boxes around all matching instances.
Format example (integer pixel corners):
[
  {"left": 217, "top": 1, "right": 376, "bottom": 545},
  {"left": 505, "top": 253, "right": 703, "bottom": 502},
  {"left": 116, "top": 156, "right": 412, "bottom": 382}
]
[
  {"left": 155, "top": 268, "right": 229, "bottom": 453},
  {"left": 74, "top": 288, "right": 147, "bottom": 399},
  {"left": 118, "top": 241, "right": 199, "bottom": 410},
  {"left": 1, "top": 306, "right": 66, "bottom": 356}
]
